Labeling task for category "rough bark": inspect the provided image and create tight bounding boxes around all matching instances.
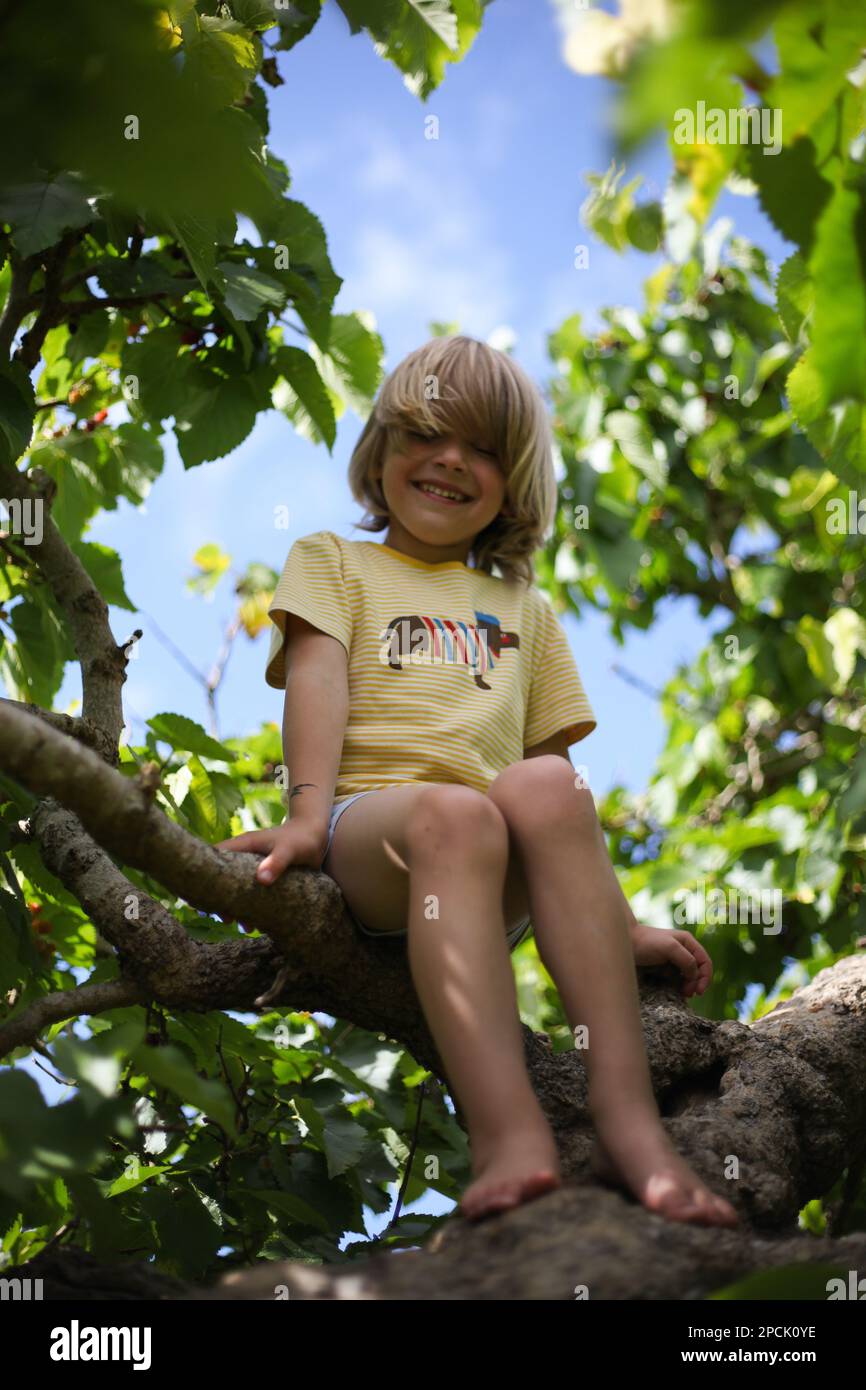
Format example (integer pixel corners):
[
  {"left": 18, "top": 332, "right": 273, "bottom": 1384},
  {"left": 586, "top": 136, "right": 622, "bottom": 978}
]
[{"left": 0, "top": 459, "right": 129, "bottom": 752}]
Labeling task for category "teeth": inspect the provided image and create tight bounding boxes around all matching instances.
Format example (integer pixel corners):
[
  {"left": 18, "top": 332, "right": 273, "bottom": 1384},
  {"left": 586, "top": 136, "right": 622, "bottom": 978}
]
[{"left": 417, "top": 483, "right": 466, "bottom": 501}]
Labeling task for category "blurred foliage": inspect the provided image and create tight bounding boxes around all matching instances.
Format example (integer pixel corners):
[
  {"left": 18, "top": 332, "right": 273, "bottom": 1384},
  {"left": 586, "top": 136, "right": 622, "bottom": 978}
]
[
  {"left": 539, "top": 0, "right": 866, "bottom": 1271},
  {"left": 561, "top": 0, "right": 866, "bottom": 466},
  {"left": 541, "top": 212, "right": 866, "bottom": 1022}
]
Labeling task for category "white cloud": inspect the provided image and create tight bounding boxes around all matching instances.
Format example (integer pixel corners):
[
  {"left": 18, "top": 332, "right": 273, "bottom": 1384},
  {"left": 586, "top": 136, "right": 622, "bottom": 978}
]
[
  {"left": 354, "top": 143, "right": 412, "bottom": 192},
  {"left": 337, "top": 124, "right": 514, "bottom": 331},
  {"left": 345, "top": 220, "right": 511, "bottom": 331}
]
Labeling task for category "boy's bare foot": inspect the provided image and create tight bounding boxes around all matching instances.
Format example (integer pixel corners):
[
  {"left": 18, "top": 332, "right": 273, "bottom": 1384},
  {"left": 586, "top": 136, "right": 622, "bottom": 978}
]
[
  {"left": 588, "top": 1119, "right": 739, "bottom": 1228},
  {"left": 460, "top": 1127, "right": 562, "bottom": 1220}
]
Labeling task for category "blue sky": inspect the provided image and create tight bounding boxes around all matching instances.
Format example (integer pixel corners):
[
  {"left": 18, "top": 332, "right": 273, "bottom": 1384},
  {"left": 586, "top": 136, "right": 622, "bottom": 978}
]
[{"left": 18, "top": 1, "right": 792, "bottom": 1241}]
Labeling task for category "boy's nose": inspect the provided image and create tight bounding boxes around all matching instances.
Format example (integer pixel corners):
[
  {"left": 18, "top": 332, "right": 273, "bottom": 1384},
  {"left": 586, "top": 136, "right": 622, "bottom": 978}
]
[{"left": 431, "top": 436, "right": 469, "bottom": 467}]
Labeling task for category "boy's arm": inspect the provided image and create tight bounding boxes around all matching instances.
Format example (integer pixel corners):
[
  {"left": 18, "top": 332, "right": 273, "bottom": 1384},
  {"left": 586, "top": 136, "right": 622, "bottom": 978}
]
[
  {"left": 523, "top": 730, "right": 572, "bottom": 761},
  {"left": 280, "top": 611, "right": 349, "bottom": 831}
]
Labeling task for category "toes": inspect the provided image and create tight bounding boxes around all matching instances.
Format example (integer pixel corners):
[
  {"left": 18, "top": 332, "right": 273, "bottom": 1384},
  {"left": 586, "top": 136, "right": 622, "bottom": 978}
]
[
  {"left": 461, "top": 1164, "right": 562, "bottom": 1221},
  {"left": 464, "top": 1193, "right": 517, "bottom": 1220},
  {"left": 524, "top": 1170, "right": 560, "bottom": 1200}
]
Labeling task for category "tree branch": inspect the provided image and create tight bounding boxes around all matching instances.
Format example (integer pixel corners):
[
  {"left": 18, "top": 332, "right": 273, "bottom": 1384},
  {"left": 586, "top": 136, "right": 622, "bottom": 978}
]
[
  {"left": 0, "top": 699, "right": 118, "bottom": 764},
  {"left": 0, "top": 976, "right": 145, "bottom": 1057},
  {"left": 11, "top": 230, "right": 88, "bottom": 370},
  {"left": 0, "top": 460, "right": 130, "bottom": 751}
]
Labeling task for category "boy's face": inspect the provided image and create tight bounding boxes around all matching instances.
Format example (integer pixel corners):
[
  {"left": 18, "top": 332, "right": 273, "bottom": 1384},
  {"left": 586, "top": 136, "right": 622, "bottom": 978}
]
[{"left": 377, "top": 428, "right": 508, "bottom": 564}]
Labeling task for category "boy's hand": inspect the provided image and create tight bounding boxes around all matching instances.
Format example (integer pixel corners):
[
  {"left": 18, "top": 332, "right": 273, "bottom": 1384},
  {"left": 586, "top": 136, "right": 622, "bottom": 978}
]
[
  {"left": 214, "top": 820, "right": 330, "bottom": 886},
  {"left": 629, "top": 922, "right": 713, "bottom": 999}
]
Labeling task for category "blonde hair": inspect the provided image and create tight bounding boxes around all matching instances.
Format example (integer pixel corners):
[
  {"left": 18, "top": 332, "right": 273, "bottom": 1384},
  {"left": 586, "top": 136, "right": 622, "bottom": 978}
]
[{"left": 347, "top": 335, "right": 558, "bottom": 585}]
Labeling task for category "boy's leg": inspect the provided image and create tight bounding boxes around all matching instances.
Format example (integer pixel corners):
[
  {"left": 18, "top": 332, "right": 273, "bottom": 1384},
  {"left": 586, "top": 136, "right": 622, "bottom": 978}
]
[
  {"left": 324, "top": 782, "right": 559, "bottom": 1216},
  {"left": 323, "top": 783, "right": 531, "bottom": 937},
  {"left": 487, "top": 755, "right": 739, "bottom": 1227}
]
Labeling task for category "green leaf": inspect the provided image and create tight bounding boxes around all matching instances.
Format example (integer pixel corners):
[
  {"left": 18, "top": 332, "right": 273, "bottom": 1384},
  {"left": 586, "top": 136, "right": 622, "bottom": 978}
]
[
  {"left": 173, "top": 368, "right": 258, "bottom": 467},
  {"left": 748, "top": 805, "right": 808, "bottom": 855},
  {"left": 130, "top": 1042, "right": 238, "bottom": 1137},
  {"left": 23, "top": 442, "right": 99, "bottom": 542},
  {"left": 233, "top": 0, "right": 290, "bottom": 32},
  {"left": 121, "top": 328, "right": 195, "bottom": 422},
  {"left": 806, "top": 182, "right": 866, "bottom": 410},
  {"left": 146, "top": 713, "right": 238, "bottom": 762},
  {"left": 0, "top": 1069, "right": 134, "bottom": 1201},
  {"left": 65, "top": 307, "right": 112, "bottom": 368},
  {"left": 604, "top": 410, "right": 668, "bottom": 487},
  {"left": 182, "top": 15, "right": 261, "bottom": 109},
  {"left": 0, "top": 172, "right": 95, "bottom": 256},
  {"left": 625, "top": 201, "right": 663, "bottom": 252},
  {"left": 52, "top": 1021, "right": 145, "bottom": 1112},
  {"left": 707, "top": 1262, "right": 853, "bottom": 1300},
  {"left": 102, "top": 422, "right": 165, "bottom": 506},
  {"left": 775, "top": 253, "right": 812, "bottom": 343},
  {"left": 581, "top": 163, "right": 641, "bottom": 251},
  {"left": 217, "top": 261, "right": 287, "bottom": 321},
  {"left": 334, "top": 0, "right": 478, "bottom": 98},
  {"left": 272, "top": 0, "right": 322, "bottom": 51},
  {"left": 188, "top": 543, "right": 232, "bottom": 598},
  {"left": 0, "top": 882, "right": 40, "bottom": 986},
  {"left": 258, "top": 199, "right": 342, "bottom": 311},
  {"left": 6, "top": 592, "right": 72, "bottom": 707},
  {"left": 291, "top": 1093, "right": 369, "bottom": 1179},
  {"left": 746, "top": 136, "right": 833, "bottom": 257},
  {"left": 184, "top": 757, "right": 244, "bottom": 838},
  {"left": 838, "top": 750, "right": 866, "bottom": 825},
  {"left": 770, "top": 10, "right": 866, "bottom": 139},
  {"left": 69, "top": 540, "right": 135, "bottom": 611},
  {"left": 243, "top": 1187, "right": 330, "bottom": 1231},
  {"left": 0, "top": 362, "right": 36, "bottom": 468},
  {"left": 165, "top": 212, "right": 226, "bottom": 295},
  {"left": 106, "top": 1164, "right": 171, "bottom": 1197},
  {"left": 795, "top": 609, "right": 865, "bottom": 694},
  {"left": 272, "top": 345, "right": 337, "bottom": 448},
  {"left": 96, "top": 257, "right": 193, "bottom": 299},
  {"left": 311, "top": 312, "right": 384, "bottom": 418}
]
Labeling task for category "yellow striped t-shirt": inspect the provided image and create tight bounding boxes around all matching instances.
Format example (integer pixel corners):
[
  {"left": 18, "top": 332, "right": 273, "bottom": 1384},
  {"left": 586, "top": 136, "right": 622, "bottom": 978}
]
[{"left": 264, "top": 530, "right": 596, "bottom": 803}]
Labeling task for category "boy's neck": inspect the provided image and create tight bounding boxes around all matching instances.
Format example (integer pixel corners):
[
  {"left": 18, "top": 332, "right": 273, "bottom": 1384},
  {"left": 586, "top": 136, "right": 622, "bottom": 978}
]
[{"left": 382, "top": 521, "right": 474, "bottom": 567}]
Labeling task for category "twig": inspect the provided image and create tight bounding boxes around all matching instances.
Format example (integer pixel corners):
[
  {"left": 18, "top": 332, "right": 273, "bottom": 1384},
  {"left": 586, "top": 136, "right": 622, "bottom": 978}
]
[{"left": 385, "top": 1080, "right": 428, "bottom": 1231}]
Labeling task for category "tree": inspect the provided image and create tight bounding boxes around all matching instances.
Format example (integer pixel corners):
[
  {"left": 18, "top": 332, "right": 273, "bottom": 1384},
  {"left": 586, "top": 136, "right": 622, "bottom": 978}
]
[{"left": 1, "top": 0, "right": 866, "bottom": 1303}]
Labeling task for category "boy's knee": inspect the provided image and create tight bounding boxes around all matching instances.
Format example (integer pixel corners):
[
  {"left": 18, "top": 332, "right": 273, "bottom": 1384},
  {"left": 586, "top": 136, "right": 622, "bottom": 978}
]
[
  {"left": 490, "top": 756, "right": 597, "bottom": 833},
  {"left": 405, "top": 783, "right": 508, "bottom": 859}
]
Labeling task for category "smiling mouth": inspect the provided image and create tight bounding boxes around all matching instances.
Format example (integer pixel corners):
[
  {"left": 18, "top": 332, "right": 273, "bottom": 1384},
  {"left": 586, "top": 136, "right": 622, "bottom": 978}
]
[{"left": 412, "top": 481, "right": 472, "bottom": 504}]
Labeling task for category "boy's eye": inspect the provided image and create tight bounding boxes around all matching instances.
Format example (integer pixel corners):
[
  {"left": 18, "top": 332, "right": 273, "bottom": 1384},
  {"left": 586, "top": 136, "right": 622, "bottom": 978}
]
[{"left": 405, "top": 429, "right": 497, "bottom": 460}]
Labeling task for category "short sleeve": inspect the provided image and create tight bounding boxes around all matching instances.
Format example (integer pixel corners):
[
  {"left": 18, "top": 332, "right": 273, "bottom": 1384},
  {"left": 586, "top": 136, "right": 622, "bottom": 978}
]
[
  {"left": 264, "top": 530, "right": 354, "bottom": 689},
  {"left": 524, "top": 593, "right": 597, "bottom": 750}
]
